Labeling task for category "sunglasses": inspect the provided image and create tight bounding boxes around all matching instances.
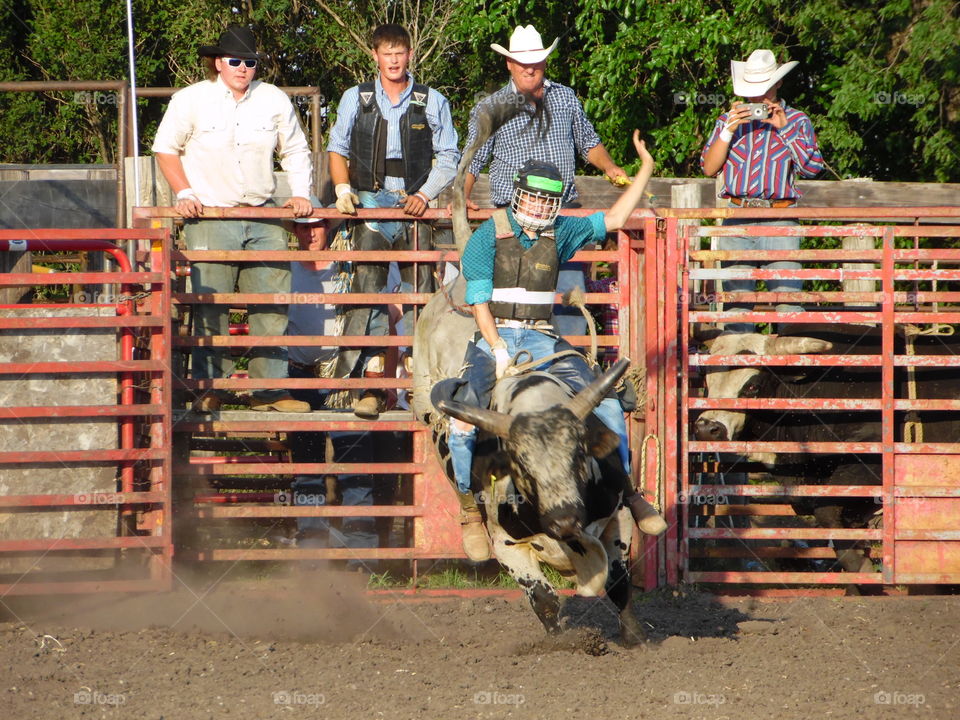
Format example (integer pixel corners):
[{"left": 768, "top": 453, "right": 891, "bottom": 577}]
[{"left": 223, "top": 57, "right": 257, "bottom": 68}]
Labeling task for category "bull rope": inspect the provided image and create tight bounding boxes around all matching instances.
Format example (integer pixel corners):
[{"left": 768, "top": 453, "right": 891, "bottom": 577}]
[
  {"left": 638, "top": 433, "right": 663, "bottom": 513},
  {"left": 902, "top": 323, "right": 955, "bottom": 443}
]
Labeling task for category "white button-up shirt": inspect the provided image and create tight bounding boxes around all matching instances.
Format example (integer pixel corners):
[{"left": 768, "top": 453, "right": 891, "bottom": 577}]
[{"left": 152, "top": 76, "right": 312, "bottom": 206}]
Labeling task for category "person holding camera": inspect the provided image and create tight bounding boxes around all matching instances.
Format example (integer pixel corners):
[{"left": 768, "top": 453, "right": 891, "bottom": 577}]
[{"left": 701, "top": 49, "right": 823, "bottom": 332}]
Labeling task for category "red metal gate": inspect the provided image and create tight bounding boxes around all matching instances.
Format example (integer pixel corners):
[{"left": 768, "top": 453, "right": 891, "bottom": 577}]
[
  {"left": 132, "top": 206, "right": 655, "bottom": 583},
  {"left": 650, "top": 207, "right": 960, "bottom": 591},
  {"left": 0, "top": 229, "right": 173, "bottom": 594}
]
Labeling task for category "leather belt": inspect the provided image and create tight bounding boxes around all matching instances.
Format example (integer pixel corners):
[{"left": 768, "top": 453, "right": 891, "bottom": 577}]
[
  {"left": 729, "top": 197, "right": 796, "bottom": 208},
  {"left": 496, "top": 318, "right": 553, "bottom": 330},
  {"left": 384, "top": 158, "right": 405, "bottom": 177}
]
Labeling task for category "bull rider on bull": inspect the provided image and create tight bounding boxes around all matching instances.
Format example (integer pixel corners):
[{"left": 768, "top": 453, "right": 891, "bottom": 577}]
[{"left": 443, "top": 131, "right": 667, "bottom": 561}]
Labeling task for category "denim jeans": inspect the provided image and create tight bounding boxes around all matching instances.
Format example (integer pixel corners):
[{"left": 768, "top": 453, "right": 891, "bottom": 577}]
[
  {"left": 357, "top": 189, "right": 405, "bottom": 371},
  {"left": 449, "top": 328, "right": 630, "bottom": 490},
  {"left": 719, "top": 209, "right": 801, "bottom": 333},
  {"left": 183, "top": 216, "right": 290, "bottom": 399}
]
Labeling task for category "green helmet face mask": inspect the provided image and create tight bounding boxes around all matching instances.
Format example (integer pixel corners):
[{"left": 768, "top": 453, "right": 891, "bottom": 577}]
[{"left": 512, "top": 160, "right": 563, "bottom": 232}]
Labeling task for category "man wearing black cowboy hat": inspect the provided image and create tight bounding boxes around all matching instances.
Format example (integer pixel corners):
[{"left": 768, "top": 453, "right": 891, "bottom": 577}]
[{"left": 152, "top": 24, "right": 314, "bottom": 413}]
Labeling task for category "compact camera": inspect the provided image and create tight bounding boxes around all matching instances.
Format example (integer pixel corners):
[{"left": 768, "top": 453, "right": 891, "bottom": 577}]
[{"left": 743, "top": 102, "right": 769, "bottom": 120}]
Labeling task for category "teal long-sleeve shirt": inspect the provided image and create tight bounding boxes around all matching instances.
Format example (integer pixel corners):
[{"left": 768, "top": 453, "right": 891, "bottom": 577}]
[{"left": 461, "top": 209, "right": 607, "bottom": 305}]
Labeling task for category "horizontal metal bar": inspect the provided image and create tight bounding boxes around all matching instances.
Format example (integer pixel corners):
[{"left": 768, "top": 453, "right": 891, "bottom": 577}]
[
  {"left": 195, "top": 505, "right": 422, "bottom": 518},
  {"left": 895, "top": 530, "right": 960, "bottom": 541},
  {"left": 178, "top": 462, "right": 421, "bottom": 476},
  {"left": 0, "top": 536, "right": 167, "bottom": 552},
  {"left": 0, "top": 272, "right": 164, "bottom": 286},
  {"left": 686, "top": 527, "right": 881, "bottom": 540},
  {"left": 172, "top": 291, "right": 618, "bottom": 306},
  {"left": 182, "top": 378, "right": 412, "bottom": 390},
  {"left": 172, "top": 334, "right": 621, "bottom": 348},
  {"left": 686, "top": 571, "right": 882, "bottom": 584},
  {"left": 0, "top": 448, "right": 166, "bottom": 464},
  {"left": 689, "top": 441, "right": 884, "bottom": 453},
  {"left": 196, "top": 548, "right": 436, "bottom": 561},
  {"left": 173, "top": 249, "right": 620, "bottom": 263},
  {"left": 689, "top": 546, "right": 841, "bottom": 559},
  {"left": 0, "top": 315, "right": 164, "bottom": 329},
  {"left": 0, "top": 491, "right": 165, "bottom": 507},
  {"left": 177, "top": 420, "right": 424, "bottom": 433},
  {"left": 893, "top": 573, "right": 960, "bottom": 583},
  {"left": 687, "top": 484, "right": 880, "bottom": 497},
  {"left": 0, "top": 228, "right": 166, "bottom": 240},
  {"left": 690, "top": 397, "right": 883, "bottom": 411},
  {"left": 0, "top": 360, "right": 166, "bottom": 375},
  {"left": 0, "top": 404, "right": 165, "bottom": 419}
]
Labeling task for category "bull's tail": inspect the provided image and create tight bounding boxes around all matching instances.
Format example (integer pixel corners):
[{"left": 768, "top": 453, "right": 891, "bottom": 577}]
[{"left": 452, "top": 95, "right": 528, "bottom": 251}]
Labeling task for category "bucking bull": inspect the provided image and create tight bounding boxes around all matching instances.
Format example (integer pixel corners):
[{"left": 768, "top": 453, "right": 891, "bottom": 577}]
[
  {"left": 694, "top": 323, "right": 960, "bottom": 576},
  {"left": 411, "top": 99, "right": 651, "bottom": 643}
]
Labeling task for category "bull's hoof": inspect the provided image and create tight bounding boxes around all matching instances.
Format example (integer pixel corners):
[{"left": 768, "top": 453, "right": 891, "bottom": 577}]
[{"left": 619, "top": 612, "right": 647, "bottom": 648}]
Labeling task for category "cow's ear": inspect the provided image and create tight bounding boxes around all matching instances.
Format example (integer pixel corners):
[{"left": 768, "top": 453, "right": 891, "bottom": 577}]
[
  {"left": 767, "top": 336, "right": 833, "bottom": 355},
  {"left": 585, "top": 427, "right": 619, "bottom": 459}
]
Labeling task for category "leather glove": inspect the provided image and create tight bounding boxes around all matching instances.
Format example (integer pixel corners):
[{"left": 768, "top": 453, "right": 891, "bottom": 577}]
[
  {"left": 335, "top": 183, "right": 359, "bottom": 214},
  {"left": 492, "top": 338, "right": 510, "bottom": 379}
]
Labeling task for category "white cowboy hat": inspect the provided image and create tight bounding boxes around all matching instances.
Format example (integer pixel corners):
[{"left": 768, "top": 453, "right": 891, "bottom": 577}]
[
  {"left": 490, "top": 25, "right": 558, "bottom": 64},
  {"left": 730, "top": 49, "right": 798, "bottom": 97}
]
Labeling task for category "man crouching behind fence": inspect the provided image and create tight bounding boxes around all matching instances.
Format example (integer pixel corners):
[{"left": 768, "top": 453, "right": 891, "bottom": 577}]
[{"left": 152, "top": 24, "right": 313, "bottom": 414}]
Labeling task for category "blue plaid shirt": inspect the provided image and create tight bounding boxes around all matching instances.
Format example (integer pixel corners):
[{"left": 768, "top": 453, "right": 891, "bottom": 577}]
[{"left": 465, "top": 80, "right": 601, "bottom": 206}]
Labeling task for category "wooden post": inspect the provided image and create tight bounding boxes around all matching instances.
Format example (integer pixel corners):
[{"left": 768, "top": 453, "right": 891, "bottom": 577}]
[
  {"left": 671, "top": 182, "right": 702, "bottom": 302},
  {"left": 841, "top": 233, "right": 876, "bottom": 307}
]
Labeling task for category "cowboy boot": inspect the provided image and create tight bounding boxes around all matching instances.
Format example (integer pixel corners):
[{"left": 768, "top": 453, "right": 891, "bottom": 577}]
[
  {"left": 627, "top": 492, "right": 668, "bottom": 536},
  {"left": 354, "top": 353, "right": 388, "bottom": 419},
  {"left": 456, "top": 487, "right": 491, "bottom": 562}
]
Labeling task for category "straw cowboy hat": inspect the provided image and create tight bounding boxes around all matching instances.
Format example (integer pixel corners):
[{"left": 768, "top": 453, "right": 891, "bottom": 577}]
[
  {"left": 199, "top": 25, "right": 262, "bottom": 60},
  {"left": 731, "top": 49, "right": 798, "bottom": 97},
  {"left": 491, "top": 25, "right": 558, "bottom": 64}
]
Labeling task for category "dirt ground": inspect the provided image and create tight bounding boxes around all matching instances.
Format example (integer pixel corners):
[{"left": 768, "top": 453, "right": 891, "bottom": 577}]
[{"left": 2, "top": 571, "right": 959, "bottom": 720}]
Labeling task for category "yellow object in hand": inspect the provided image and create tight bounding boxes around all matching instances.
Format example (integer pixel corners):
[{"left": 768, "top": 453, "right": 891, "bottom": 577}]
[{"left": 604, "top": 174, "right": 632, "bottom": 187}]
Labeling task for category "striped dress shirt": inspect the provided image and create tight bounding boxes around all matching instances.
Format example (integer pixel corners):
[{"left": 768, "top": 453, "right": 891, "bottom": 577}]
[{"left": 700, "top": 102, "right": 823, "bottom": 200}]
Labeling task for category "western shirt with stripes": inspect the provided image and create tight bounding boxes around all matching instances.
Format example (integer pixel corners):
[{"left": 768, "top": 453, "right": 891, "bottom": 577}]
[{"left": 700, "top": 102, "right": 823, "bottom": 200}]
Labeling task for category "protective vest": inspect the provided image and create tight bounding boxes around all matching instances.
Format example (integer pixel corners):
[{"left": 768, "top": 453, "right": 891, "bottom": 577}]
[
  {"left": 348, "top": 81, "right": 434, "bottom": 194},
  {"left": 489, "top": 209, "right": 559, "bottom": 321}
]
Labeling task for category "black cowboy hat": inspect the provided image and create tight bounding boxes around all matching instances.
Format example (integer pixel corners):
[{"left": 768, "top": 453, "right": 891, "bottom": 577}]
[{"left": 198, "top": 25, "right": 262, "bottom": 60}]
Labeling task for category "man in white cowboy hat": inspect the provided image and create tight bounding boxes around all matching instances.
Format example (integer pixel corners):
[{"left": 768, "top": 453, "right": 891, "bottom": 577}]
[
  {"left": 701, "top": 48, "right": 824, "bottom": 332},
  {"left": 463, "top": 24, "right": 626, "bottom": 209},
  {"left": 463, "top": 24, "right": 627, "bottom": 336},
  {"left": 152, "top": 24, "right": 314, "bottom": 414}
]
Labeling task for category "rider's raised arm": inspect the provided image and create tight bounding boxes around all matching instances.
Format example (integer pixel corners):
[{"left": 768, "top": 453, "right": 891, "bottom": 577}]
[{"left": 604, "top": 131, "right": 655, "bottom": 232}]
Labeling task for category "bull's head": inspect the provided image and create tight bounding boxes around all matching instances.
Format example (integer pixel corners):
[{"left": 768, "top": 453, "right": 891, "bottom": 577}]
[
  {"left": 437, "top": 360, "right": 628, "bottom": 541},
  {"left": 694, "top": 334, "right": 832, "bottom": 454}
]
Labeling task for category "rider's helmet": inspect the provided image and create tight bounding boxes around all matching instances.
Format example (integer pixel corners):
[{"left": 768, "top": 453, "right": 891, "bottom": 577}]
[{"left": 511, "top": 160, "right": 564, "bottom": 232}]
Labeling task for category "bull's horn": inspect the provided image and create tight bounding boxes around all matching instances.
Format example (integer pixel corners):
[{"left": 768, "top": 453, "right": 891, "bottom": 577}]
[
  {"left": 437, "top": 399, "right": 514, "bottom": 439},
  {"left": 564, "top": 358, "right": 630, "bottom": 420}
]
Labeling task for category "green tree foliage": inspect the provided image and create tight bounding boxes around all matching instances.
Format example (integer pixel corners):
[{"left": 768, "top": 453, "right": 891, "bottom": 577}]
[{"left": 0, "top": 0, "right": 956, "bottom": 182}]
